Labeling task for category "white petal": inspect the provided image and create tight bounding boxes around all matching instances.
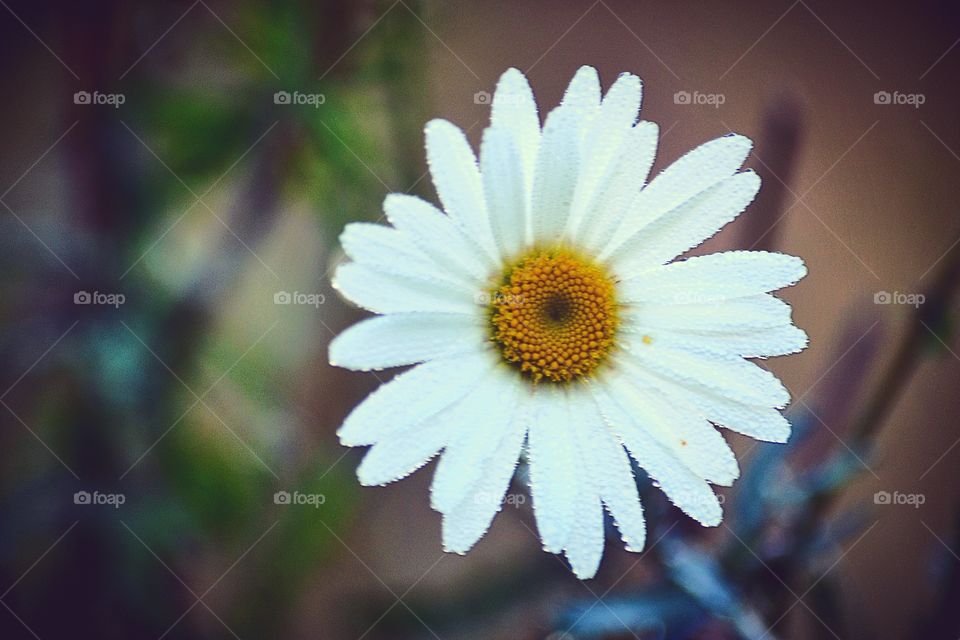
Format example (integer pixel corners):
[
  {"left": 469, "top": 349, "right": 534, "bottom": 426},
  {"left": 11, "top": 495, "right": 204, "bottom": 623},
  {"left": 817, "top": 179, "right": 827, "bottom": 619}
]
[
  {"left": 598, "top": 72, "right": 642, "bottom": 120},
  {"left": 559, "top": 65, "right": 601, "bottom": 135},
  {"left": 577, "top": 390, "right": 647, "bottom": 551},
  {"left": 480, "top": 127, "right": 527, "bottom": 259},
  {"left": 340, "top": 222, "right": 473, "bottom": 290},
  {"left": 586, "top": 72, "right": 643, "bottom": 147},
  {"left": 424, "top": 119, "right": 499, "bottom": 263},
  {"left": 631, "top": 324, "right": 808, "bottom": 358},
  {"left": 560, "top": 393, "right": 607, "bottom": 578},
  {"left": 593, "top": 385, "right": 722, "bottom": 526},
  {"left": 527, "top": 387, "right": 578, "bottom": 553},
  {"left": 560, "top": 66, "right": 601, "bottom": 157},
  {"left": 618, "top": 251, "right": 806, "bottom": 304},
  {"left": 604, "top": 133, "right": 753, "bottom": 256},
  {"left": 610, "top": 354, "right": 792, "bottom": 442},
  {"left": 606, "top": 366, "right": 740, "bottom": 486},
  {"left": 356, "top": 416, "right": 448, "bottom": 486},
  {"left": 575, "top": 121, "right": 659, "bottom": 251},
  {"left": 623, "top": 294, "right": 793, "bottom": 332},
  {"left": 620, "top": 336, "right": 791, "bottom": 409},
  {"left": 657, "top": 380, "right": 792, "bottom": 443},
  {"left": 329, "top": 313, "right": 484, "bottom": 371},
  {"left": 491, "top": 68, "right": 541, "bottom": 193},
  {"left": 564, "top": 480, "right": 605, "bottom": 579},
  {"left": 332, "top": 262, "right": 476, "bottom": 315},
  {"left": 530, "top": 106, "right": 581, "bottom": 244},
  {"left": 441, "top": 394, "right": 530, "bottom": 554},
  {"left": 383, "top": 194, "right": 492, "bottom": 283},
  {"left": 340, "top": 222, "right": 419, "bottom": 265},
  {"left": 568, "top": 73, "right": 644, "bottom": 238},
  {"left": 431, "top": 372, "right": 519, "bottom": 513},
  {"left": 337, "top": 353, "right": 493, "bottom": 446},
  {"left": 608, "top": 170, "right": 761, "bottom": 270}
]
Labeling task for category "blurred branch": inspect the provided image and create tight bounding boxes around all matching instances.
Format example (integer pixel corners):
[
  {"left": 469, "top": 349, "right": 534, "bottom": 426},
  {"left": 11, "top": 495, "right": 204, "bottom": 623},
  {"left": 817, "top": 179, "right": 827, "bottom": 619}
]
[
  {"left": 846, "top": 233, "right": 960, "bottom": 444},
  {"left": 774, "top": 221, "right": 960, "bottom": 636},
  {"left": 741, "top": 91, "right": 804, "bottom": 252},
  {"left": 379, "top": 0, "right": 430, "bottom": 194}
]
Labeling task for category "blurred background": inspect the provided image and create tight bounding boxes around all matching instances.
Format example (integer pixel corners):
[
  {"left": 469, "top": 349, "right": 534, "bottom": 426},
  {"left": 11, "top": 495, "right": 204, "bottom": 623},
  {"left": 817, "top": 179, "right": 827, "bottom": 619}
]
[{"left": 1, "top": 1, "right": 959, "bottom": 638}]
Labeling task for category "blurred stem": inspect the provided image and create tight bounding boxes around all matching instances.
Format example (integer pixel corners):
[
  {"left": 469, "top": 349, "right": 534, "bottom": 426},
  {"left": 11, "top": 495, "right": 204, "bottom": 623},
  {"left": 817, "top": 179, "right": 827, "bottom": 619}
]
[
  {"left": 845, "top": 235, "right": 960, "bottom": 444},
  {"left": 379, "top": 0, "right": 430, "bottom": 194},
  {"left": 786, "top": 225, "right": 960, "bottom": 634},
  {"left": 743, "top": 92, "right": 804, "bottom": 251}
]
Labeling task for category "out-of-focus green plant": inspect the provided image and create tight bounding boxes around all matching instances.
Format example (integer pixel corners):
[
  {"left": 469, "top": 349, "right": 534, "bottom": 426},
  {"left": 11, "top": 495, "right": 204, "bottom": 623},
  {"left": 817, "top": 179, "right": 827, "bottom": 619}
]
[{"left": 1, "top": 1, "right": 427, "bottom": 638}]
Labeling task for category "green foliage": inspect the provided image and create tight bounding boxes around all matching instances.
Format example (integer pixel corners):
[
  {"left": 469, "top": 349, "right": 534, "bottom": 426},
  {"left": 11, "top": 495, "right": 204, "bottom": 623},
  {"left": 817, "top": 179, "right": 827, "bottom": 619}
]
[
  {"left": 160, "top": 420, "right": 268, "bottom": 539},
  {"left": 1, "top": 0, "right": 428, "bottom": 636},
  {"left": 139, "top": 88, "right": 259, "bottom": 190},
  {"left": 228, "top": 461, "right": 358, "bottom": 636}
]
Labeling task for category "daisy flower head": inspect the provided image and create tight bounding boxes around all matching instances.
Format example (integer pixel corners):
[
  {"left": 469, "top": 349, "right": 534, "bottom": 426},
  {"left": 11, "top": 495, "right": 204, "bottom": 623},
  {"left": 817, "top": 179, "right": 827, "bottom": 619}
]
[{"left": 330, "top": 66, "right": 807, "bottom": 579}]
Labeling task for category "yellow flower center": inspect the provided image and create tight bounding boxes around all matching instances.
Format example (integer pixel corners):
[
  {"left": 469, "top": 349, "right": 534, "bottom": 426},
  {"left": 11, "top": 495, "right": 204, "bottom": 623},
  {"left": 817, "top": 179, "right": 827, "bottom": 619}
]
[{"left": 489, "top": 247, "right": 619, "bottom": 383}]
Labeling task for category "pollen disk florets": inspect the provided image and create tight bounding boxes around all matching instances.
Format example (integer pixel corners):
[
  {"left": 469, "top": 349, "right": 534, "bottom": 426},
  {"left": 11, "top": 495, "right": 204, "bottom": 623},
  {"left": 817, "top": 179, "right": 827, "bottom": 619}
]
[{"left": 490, "top": 248, "right": 619, "bottom": 383}]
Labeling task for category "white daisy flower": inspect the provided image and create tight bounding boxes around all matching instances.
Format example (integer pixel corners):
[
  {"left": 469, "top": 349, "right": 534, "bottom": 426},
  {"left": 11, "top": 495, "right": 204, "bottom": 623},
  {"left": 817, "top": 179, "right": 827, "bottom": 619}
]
[{"left": 329, "top": 66, "right": 807, "bottom": 579}]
